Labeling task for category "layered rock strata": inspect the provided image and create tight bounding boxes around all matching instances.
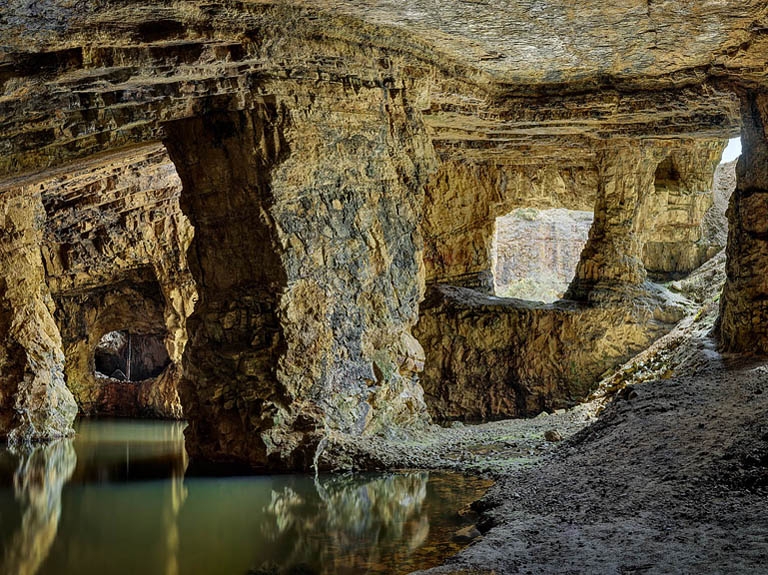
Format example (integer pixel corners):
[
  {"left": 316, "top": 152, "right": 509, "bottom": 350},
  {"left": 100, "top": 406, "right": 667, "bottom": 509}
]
[
  {"left": 643, "top": 140, "right": 727, "bottom": 279},
  {"left": 423, "top": 162, "right": 597, "bottom": 292},
  {"left": 415, "top": 284, "right": 686, "bottom": 421},
  {"left": 38, "top": 143, "right": 193, "bottom": 420},
  {"left": 0, "top": 0, "right": 766, "bottom": 467}
]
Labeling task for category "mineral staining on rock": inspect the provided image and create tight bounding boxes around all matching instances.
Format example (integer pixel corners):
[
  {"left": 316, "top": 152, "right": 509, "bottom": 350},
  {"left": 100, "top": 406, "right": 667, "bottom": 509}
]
[{"left": 0, "top": 0, "right": 766, "bottom": 469}]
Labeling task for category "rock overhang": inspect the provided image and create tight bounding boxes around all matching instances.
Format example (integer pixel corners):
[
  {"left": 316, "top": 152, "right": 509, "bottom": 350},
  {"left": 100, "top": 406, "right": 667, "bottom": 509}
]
[{"left": 1, "top": 0, "right": 764, "bottom": 182}]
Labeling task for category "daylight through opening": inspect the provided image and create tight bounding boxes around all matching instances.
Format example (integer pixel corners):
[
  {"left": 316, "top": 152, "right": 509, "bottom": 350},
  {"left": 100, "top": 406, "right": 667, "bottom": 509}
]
[{"left": 493, "top": 208, "right": 593, "bottom": 302}]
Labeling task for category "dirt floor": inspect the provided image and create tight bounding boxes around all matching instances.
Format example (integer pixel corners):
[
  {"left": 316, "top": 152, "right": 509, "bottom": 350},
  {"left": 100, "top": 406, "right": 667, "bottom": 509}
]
[
  {"left": 405, "top": 269, "right": 767, "bottom": 574},
  {"left": 329, "top": 249, "right": 768, "bottom": 574}
]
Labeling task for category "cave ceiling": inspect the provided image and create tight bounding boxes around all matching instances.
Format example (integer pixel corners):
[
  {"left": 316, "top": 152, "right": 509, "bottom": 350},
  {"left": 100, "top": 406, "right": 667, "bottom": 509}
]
[{"left": 1, "top": 0, "right": 766, "bottom": 181}]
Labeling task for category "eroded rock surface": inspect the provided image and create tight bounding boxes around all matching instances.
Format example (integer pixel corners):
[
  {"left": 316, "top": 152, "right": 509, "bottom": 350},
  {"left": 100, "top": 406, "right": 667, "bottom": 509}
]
[
  {"left": 0, "top": 190, "right": 77, "bottom": 444},
  {"left": 0, "top": 0, "right": 766, "bottom": 467},
  {"left": 493, "top": 208, "right": 593, "bottom": 302},
  {"left": 423, "top": 162, "right": 597, "bottom": 292},
  {"left": 165, "top": 88, "right": 435, "bottom": 468},
  {"left": 643, "top": 140, "right": 727, "bottom": 279},
  {"left": 720, "top": 92, "right": 768, "bottom": 353},
  {"left": 415, "top": 284, "right": 687, "bottom": 421},
  {"left": 37, "top": 143, "right": 193, "bottom": 420}
]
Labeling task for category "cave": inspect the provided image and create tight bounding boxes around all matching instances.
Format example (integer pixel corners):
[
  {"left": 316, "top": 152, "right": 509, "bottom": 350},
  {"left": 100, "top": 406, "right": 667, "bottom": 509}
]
[
  {"left": 94, "top": 330, "right": 170, "bottom": 382},
  {"left": 1, "top": 1, "right": 767, "bottom": 573}
]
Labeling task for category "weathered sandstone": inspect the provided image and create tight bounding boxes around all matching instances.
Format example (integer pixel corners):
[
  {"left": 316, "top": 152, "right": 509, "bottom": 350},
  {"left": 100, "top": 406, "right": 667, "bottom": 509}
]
[
  {"left": 0, "top": 0, "right": 766, "bottom": 469},
  {"left": 719, "top": 92, "right": 768, "bottom": 353}
]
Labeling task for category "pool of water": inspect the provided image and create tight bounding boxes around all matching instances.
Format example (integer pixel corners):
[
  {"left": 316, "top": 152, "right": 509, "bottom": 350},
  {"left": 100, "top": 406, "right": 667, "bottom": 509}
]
[{"left": 0, "top": 419, "right": 491, "bottom": 575}]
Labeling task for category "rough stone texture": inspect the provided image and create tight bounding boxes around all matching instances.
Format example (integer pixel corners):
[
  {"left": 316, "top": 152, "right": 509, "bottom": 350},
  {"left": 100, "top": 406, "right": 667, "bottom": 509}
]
[
  {"left": 0, "top": 0, "right": 766, "bottom": 464},
  {"left": 55, "top": 271, "right": 182, "bottom": 418},
  {"left": 720, "top": 92, "right": 768, "bottom": 353},
  {"left": 493, "top": 208, "right": 593, "bottom": 302},
  {"left": 423, "top": 161, "right": 597, "bottom": 291},
  {"left": 702, "top": 159, "right": 737, "bottom": 251},
  {"left": 0, "top": 1, "right": 751, "bottom": 183},
  {"left": 164, "top": 88, "right": 435, "bottom": 468},
  {"left": 643, "top": 140, "right": 727, "bottom": 279},
  {"left": 0, "top": 189, "right": 77, "bottom": 444},
  {"left": 565, "top": 142, "right": 668, "bottom": 300},
  {"left": 33, "top": 143, "right": 193, "bottom": 419},
  {"left": 414, "top": 284, "right": 686, "bottom": 421},
  {"left": 412, "top": 301, "right": 768, "bottom": 575}
]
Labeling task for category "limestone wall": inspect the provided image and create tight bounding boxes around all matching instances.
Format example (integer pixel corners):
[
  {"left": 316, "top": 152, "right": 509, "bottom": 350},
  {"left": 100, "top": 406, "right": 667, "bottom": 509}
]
[
  {"left": 642, "top": 140, "right": 728, "bottom": 279},
  {"left": 165, "top": 80, "right": 436, "bottom": 469},
  {"left": 415, "top": 284, "right": 686, "bottom": 421},
  {"left": 423, "top": 161, "right": 597, "bottom": 291}
]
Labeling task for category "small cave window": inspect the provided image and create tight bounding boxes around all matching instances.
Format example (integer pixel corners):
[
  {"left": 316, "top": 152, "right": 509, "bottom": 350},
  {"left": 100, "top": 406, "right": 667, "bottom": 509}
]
[
  {"left": 94, "top": 330, "right": 170, "bottom": 382},
  {"left": 493, "top": 208, "right": 593, "bottom": 302},
  {"left": 721, "top": 137, "right": 741, "bottom": 163}
]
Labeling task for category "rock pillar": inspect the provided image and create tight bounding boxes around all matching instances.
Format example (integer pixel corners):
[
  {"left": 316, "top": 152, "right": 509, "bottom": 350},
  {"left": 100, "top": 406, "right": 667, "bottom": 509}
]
[
  {"left": 164, "top": 105, "right": 292, "bottom": 468},
  {"left": 719, "top": 92, "right": 768, "bottom": 353},
  {"left": 643, "top": 140, "right": 726, "bottom": 279},
  {"left": 0, "top": 190, "right": 77, "bottom": 443},
  {"left": 165, "top": 83, "right": 435, "bottom": 469},
  {"left": 566, "top": 143, "right": 660, "bottom": 301}
]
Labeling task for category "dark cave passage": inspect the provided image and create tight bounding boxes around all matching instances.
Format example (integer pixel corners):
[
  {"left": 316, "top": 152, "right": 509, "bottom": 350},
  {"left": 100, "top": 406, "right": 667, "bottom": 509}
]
[{"left": 94, "top": 330, "right": 171, "bottom": 382}]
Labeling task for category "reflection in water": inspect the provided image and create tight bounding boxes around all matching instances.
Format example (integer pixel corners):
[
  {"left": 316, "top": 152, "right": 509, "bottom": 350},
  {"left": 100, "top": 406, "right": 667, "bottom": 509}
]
[
  {"left": 0, "top": 440, "right": 76, "bottom": 575},
  {"left": 0, "top": 420, "right": 490, "bottom": 575},
  {"left": 258, "top": 473, "right": 431, "bottom": 574},
  {"left": 163, "top": 432, "right": 187, "bottom": 575}
]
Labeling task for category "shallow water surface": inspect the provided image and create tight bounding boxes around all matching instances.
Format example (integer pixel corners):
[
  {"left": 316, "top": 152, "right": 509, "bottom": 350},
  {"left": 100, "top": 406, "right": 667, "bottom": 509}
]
[{"left": 0, "top": 419, "right": 490, "bottom": 575}]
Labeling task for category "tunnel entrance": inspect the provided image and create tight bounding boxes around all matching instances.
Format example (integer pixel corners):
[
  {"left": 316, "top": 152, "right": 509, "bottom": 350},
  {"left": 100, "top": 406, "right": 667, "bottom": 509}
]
[
  {"left": 94, "top": 330, "right": 170, "bottom": 382},
  {"left": 642, "top": 139, "right": 737, "bottom": 281},
  {"left": 492, "top": 208, "right": 593, "bottom": 302}
]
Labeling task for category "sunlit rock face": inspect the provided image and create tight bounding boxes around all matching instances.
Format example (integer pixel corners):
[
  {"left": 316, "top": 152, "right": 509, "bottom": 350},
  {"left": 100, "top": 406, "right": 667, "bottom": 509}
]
[
  {"left": 0, "top": 190, "right": 77, "bottom": 444},
  {"left": 0, "top": 0, "right": 767, "bottom": 465},
  {"left": 643, "top": 140, "right": 727, "bottom": 280},
  {"left": 423, "top": 162, "right": 598, "bottom": 292}
]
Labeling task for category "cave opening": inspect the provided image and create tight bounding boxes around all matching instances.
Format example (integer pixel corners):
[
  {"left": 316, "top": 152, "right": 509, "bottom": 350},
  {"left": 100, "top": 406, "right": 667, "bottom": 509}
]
[
  {"left": 641, "top": 140, "right": 736, "bottom": 281},
  {"left": 492, "top": 207, "right": 593, "bottom": 302},
  {"left": 94, "top": 330, "right": 171, "bottom": 382},
  {"left": 721, "top": 136, "right": 742, "bottom": 163}
]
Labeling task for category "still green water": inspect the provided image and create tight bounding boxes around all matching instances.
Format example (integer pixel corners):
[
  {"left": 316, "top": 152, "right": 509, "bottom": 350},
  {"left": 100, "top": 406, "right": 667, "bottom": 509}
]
[{"left": 0, "top": 419, "right": 490, "bottom": 575}]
